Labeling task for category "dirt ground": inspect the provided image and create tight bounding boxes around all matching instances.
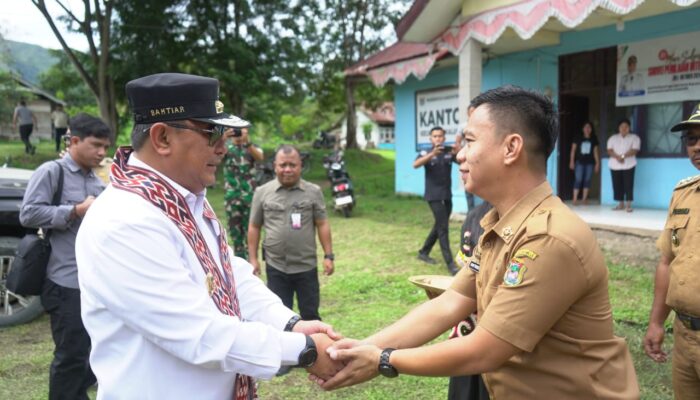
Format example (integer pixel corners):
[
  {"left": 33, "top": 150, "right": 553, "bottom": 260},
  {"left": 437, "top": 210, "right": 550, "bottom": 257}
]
[{"left": 593, "top": 226, "right": 660, "bottom": 270}]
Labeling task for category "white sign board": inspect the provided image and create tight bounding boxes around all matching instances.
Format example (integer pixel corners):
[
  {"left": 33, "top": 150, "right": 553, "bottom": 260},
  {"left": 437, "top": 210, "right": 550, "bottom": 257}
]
[
  {"left": 616, "top": 31, "right": 700, "bottom": 106},
  {"left": 415, "top": 86, "right": 459, "bottom": 150}
]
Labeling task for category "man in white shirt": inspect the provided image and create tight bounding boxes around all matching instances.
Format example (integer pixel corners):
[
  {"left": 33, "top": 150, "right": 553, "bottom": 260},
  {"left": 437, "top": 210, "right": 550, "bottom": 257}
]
[
  {"left": 618, "top": 55, "right": 646, "bottom": 97},
  {"left": 76, "top": 73, "right": 341, "bottom": 400}
]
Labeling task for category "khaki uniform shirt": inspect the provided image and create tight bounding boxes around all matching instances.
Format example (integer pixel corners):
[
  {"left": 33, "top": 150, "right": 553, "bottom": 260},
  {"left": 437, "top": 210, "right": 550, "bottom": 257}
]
[
  {"left": 657, "top": 175, "right": 700, "bottom": 316},
  {"left": 250, "top": 178, "right": 327, "bottom": 274},
  {"left": 450, "top": 182, "right": 639, "bottom": 399}
]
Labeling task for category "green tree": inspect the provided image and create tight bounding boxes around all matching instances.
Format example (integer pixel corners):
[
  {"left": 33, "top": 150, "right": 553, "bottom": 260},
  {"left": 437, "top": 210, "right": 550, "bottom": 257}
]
[
  {"left": 309, "top": 0, "right": 408, "bottom": 148},
  {"left": 0, "top": 35, "right": 21, "bottom": 125},
  {"left": 39, "top": 50, "right": 94, "bottom": 108},
  {"left": 31, "top": 0, "right": 119, "bottom": 139}
]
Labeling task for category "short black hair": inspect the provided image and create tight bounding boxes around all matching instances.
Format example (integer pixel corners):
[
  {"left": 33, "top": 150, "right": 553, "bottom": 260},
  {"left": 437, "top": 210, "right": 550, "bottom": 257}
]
[
  {"left": 627, "top": 55, "right": 637, "bottom": 64},
  {"left": 69, "top": 113, "right": 111, "bottom": 140},
  {"left": 429, "top": 127, "right": 445, "bottom": 135},
  {"left": 275, "top": 144, "right": 300, "bottom": 159},
  {"left": 470, "top": 85, "right": 558, "bottom": 169},
  {"left": 131, "top": 123, "right": 153, "bottom": 150},
  {"left": 19, "top": 100, "right": 26, "bottom": 106},
  {"left": 617, "top": 118, "right": 631, "bottom": 129}
]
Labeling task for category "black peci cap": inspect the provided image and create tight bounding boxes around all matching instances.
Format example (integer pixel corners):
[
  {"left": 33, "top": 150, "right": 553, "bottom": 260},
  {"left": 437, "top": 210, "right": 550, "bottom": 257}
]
[
  {"left": 126, "top": 73, "right": 249, "bottom": 128},
  {"left": 671, "top": 103, "right": 700, "bottom": 132}
]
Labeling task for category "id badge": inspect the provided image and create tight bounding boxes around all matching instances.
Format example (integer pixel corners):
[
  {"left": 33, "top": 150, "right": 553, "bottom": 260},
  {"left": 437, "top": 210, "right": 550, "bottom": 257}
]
[{"left": 291, "top": 212, "right": 302, "bottom": 230}]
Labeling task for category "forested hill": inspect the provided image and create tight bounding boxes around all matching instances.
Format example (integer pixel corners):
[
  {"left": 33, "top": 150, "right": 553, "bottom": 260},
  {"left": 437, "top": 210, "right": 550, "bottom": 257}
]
[{"left": 0, "top": 39, "right": 57, "bottom": 84}]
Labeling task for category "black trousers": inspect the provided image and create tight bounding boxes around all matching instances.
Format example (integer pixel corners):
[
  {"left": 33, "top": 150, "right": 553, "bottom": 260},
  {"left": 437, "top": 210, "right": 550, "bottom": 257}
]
[
  {"left": 266, "top": 265, "right": 321, "bottom": 321},
  {"left": 41, "top": 280, "right": 96, "bottom": 400},
  {"left": 19, "top": 124, "right": 34, "bottom": 153},
  {"left": 55, "top": 127, "right": 68, "bottom": 151},
  {"left": 420, "top": 199, "right": 454, "bottom": 265},
  {"left": 611, "top": 167, "right": 635, "bottom": 202}
]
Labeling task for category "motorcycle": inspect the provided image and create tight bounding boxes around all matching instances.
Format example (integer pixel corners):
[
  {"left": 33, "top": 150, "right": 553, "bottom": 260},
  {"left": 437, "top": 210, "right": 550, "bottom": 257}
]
[
  {"left": 312, "top": 131, "right": 336, "bottom": 149},
  {"left": 322, "top": 151, "right": 355, "bottom": 218}
]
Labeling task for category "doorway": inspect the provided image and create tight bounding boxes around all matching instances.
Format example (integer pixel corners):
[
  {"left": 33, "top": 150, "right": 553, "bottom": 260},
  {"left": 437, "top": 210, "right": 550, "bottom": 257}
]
[{"left": 558, "top": 46, "right": 617, "bottom": 202}]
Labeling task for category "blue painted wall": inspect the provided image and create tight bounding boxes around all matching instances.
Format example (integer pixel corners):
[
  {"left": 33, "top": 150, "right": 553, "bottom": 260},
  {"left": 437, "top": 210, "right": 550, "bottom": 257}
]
[{"left": 392, "top": 7, "right": 700, "bottom": 211}]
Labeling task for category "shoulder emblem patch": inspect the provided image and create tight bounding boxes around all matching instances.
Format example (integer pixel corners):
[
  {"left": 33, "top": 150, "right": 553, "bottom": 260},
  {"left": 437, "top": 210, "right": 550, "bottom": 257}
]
[
  {"left": 503, "top": 260, "right": 527, "bottom": 286},
  {"left": 672, "top": 208, "right": 690, "bottom": 215},
  {"left": 514, "top": 249, "right": 538, "bottom": 260},
  {"left": 674, "top": 175, "right": 700, "bottom": 191}
]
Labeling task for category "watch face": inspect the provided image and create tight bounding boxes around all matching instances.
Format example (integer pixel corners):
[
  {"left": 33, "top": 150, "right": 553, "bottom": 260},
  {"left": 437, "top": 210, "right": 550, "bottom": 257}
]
[
  {"left": 299, "top": 347, "right": 318, "bottom": 368},
  {"left": 379, "top": 364, "right": 398, "bottom": 378}
]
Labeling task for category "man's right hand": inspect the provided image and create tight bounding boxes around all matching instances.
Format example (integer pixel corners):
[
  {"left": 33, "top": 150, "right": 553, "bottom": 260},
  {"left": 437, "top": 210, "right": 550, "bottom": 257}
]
[
  {"left": 306, "top": 333, "right": 344, "bottom": 381},
  {"left": 643, "top": 322, "right": 668, "bottom": 363},
  {"left": 249, "top": 259, "right": 261, "bottom": 276},
  {"left": 75, "top": 196, "right": 96, "bottom": 218}
]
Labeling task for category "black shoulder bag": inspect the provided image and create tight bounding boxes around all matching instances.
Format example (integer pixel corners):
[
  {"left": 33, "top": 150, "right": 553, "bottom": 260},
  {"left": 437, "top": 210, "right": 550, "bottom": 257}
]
[{"left": 6, "top": 161, "right": 64, "bottom": 296}]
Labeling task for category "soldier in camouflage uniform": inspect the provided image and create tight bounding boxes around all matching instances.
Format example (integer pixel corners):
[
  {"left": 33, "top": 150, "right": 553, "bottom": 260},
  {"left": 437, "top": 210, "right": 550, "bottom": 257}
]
[{"left": 224, "top": 127, "right": 264, "bottom": 259}]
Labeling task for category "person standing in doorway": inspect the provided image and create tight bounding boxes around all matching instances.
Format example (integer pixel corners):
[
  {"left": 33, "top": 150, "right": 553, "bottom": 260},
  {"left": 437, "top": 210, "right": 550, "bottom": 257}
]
[
  {"left": 569, "top": 121, "right": 600, "bottom": 205},
  {"left": 607, "top": 118, "right": 640, "bottom": 212},
  {"left": 13, "top": 100, "right": 38, "bottom": 155},
  {"left": 51, "top": 104, "right": 70, "bottom": 152},
  {"left": 414, "top": 126, "right": 459, "bottom": 275}
]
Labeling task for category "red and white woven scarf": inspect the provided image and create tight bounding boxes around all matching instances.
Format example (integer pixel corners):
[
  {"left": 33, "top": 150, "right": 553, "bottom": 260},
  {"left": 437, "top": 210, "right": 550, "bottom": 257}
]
[{"left": 110, "top": 146, "right": 255, "bottom": 400}]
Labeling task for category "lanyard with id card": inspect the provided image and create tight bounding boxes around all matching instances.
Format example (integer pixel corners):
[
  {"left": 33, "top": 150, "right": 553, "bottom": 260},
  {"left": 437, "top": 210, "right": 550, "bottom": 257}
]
[{"left": 290, "top": 202, "right": 302, "bottom": 230}]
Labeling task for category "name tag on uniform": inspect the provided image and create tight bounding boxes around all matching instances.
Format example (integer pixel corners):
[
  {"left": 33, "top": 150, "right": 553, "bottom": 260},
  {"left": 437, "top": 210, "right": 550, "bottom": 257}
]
[
  {"left": 291, "top": 213, "right": 301, "bottom": 229},
  {"left": 469, "top": 261, "right": 480, "bottom": 273},
  {"left": 673, "top": 208, "right": 690, "bottom": 215}
]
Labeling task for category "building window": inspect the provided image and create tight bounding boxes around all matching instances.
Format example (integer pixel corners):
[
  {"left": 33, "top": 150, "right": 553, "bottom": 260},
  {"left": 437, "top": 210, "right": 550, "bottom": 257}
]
[
  {"left": 380, "top": 127, "right": 394, "bottom": 143},
  {"left": 644, "top": 102, "right": 684, "bottom": 156}
]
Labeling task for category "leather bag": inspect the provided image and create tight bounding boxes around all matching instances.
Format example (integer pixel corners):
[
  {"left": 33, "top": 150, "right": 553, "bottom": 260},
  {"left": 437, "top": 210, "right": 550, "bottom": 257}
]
[{"left": 6, "top": 162, "right": 64, "bottom": 296}]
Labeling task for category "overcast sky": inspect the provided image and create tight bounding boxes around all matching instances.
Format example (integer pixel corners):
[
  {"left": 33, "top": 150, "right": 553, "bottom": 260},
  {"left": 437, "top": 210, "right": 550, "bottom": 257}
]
[{"left": 0, "top": 0, "right": 88, "bottom": 51}]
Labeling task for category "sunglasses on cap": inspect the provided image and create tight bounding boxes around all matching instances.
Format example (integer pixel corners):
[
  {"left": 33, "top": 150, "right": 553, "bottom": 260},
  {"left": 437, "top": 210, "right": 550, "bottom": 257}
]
[
  {"left": 163, "top": 122, "right": 228, "bottom": 146},
  {"left": 681, "top": 134, "right": 700, "bottom": 147}
]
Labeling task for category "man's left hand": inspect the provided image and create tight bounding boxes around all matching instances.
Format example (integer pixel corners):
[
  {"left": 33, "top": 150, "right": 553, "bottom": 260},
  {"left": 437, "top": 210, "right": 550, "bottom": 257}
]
[
  {"left": 293, "top": 320, "right": 343, "bottom": 340},
  {"left": 323, "top": 259, "right": 334, "bottom": 276}
]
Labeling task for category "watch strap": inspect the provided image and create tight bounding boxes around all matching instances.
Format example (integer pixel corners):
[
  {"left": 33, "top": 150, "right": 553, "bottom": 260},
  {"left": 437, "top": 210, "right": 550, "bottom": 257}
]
[
  {"left": 284, "top": 315, "right": 301, "bottom": 332},
  {"left": 324, "top": 253, "right": 335, "bottom": 261}
]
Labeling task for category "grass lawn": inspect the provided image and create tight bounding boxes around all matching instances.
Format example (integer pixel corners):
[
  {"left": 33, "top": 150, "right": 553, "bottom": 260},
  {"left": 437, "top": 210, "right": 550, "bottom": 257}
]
[{"left": 0, "top": 139, "right": 672, "bottom": 399}]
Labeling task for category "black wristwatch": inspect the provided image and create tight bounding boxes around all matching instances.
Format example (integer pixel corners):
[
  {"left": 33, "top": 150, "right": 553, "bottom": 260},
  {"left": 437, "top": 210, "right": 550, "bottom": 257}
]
[
  {"left": 296, "top": 335, "right": 318, "bottom": 368},
  {"left": 378, "top": 348, "right": 398, "bottom": 378},
  {"left": 324, "top": 253, "right": 335, "bottom": 261},
  {"left": 284, "top": 315, "right": 301, "bottom": 332}
]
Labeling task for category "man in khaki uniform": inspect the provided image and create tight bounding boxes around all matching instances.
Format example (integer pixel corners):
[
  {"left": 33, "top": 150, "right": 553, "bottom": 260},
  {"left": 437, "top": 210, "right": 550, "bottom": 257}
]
[
  {"left": 644, "top": 104, "right": 700, "bottom": 399},
  {"left": 311, "top": 85, "right": 639, "bottom": 399}
]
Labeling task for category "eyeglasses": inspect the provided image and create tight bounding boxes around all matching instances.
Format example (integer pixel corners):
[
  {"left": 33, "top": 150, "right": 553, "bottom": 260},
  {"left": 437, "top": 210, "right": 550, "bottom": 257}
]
[
  {"left": 681, "top": 135, "right": 700, "bottom": 147},
  {"left": 165, "top": 122, "right": 227, "bottom": 146}
]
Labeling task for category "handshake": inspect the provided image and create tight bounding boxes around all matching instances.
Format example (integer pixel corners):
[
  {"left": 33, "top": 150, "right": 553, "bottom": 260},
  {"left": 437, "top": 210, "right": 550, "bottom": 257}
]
[{"left": 295, "top": 321, "right": 390, "bottom": 391}]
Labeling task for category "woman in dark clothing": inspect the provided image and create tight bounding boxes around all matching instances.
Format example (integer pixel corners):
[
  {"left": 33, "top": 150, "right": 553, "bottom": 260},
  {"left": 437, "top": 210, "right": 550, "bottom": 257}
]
[{"left": 568, "top": 121, "right": 600, "bottom": 205}]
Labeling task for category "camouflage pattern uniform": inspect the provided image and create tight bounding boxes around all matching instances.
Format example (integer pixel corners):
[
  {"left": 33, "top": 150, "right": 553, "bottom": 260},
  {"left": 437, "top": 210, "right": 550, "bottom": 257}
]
[{"left": 224, "top": 143, "right": 260, "bottom": 259}]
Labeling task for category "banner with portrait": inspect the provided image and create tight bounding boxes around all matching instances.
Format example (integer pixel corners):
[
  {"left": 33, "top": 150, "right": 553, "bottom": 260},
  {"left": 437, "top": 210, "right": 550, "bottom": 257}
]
[
  {"left": 616, "top": 31, "right": 700, "bottom": 106},
  {"left": 415, "top": 86, "right": 459, "bottom": 151}
]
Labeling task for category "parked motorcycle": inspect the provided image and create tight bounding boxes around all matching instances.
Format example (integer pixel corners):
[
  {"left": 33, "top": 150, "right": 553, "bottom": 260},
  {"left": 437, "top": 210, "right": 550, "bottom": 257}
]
[
  {"left": 322, "top": 151, "right": 355, "bottom": 218},
  {"left": 312, "top": 131, "right": 336, "bottom": 149}
]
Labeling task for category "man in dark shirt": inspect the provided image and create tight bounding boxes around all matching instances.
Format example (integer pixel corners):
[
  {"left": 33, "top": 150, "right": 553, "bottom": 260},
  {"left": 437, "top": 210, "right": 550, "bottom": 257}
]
[
  {"left": 414, "top": 126, "right": 458, "bottom": 275},
  {"left": 20, "top": 113, "right": 111, "bottom": 400}
]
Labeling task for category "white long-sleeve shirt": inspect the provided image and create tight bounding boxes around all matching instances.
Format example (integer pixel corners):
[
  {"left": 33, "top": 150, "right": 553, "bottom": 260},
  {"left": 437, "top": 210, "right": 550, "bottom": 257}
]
[{"left": 76, "top": 155, "right": 305, "bottom": 400}]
